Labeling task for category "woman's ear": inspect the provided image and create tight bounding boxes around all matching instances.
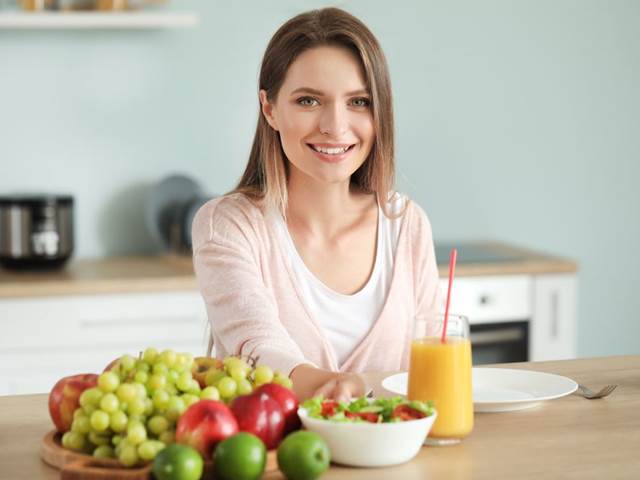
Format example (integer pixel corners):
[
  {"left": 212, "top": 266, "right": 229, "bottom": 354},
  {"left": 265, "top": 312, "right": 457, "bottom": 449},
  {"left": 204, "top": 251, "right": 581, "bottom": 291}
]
[{"left": 259, "top": 89, "right": 279, "bottom": 131}]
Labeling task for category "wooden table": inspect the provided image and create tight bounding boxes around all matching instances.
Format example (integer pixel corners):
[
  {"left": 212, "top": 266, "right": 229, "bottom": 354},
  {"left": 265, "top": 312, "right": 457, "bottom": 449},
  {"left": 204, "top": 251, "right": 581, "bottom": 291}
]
[{"left": 1, "top": 356, "right": 638, "bottom": 479}]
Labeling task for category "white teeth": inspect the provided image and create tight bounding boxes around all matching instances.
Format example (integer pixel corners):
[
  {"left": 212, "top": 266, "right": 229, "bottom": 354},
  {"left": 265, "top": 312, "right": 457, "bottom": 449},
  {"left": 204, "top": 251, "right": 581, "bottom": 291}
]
[{"left": 310, "top": 145, "right": 351, "bottom": 155}]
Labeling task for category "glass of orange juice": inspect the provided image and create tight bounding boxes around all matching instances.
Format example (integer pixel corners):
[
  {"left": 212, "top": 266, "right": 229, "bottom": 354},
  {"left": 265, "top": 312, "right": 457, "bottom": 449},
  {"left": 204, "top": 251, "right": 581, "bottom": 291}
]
[{"left": 407, "top": 313, "right": 473, "bottom": 445}]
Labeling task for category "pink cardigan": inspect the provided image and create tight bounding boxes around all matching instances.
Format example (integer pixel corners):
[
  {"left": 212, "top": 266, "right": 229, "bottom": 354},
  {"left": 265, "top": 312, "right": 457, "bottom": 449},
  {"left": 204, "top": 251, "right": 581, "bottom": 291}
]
[{"left": 192, "top": 193, "right": 440, "bottom": 377}]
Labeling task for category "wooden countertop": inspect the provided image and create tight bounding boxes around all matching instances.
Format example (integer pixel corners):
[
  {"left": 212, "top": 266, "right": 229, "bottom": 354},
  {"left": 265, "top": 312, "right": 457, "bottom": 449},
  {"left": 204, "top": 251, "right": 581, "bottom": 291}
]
[
  {"left": 0, "top": 356, "right": 637, "bottom": 480},
  {"left": 440, "top": 240, "right": 578, "bottom": 277},
  {"left": 0, "top": 241, "right": 577, "bottom": 298},
  {"left": 0, "top": 255, "right": 197, "bottom": 298}
]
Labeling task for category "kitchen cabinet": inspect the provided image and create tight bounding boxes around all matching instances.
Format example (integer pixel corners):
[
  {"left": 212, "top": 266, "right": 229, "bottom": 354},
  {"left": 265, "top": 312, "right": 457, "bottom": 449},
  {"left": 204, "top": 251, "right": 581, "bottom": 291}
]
[{"left": 0, "top": 291, "right": 208, "bottom": 396}]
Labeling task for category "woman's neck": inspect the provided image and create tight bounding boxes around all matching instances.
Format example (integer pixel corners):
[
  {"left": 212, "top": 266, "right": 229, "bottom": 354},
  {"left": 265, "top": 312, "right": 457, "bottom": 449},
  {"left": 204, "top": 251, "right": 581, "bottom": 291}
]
[{"left": 285, "top": 176, "right": 374, "bottom": 240}]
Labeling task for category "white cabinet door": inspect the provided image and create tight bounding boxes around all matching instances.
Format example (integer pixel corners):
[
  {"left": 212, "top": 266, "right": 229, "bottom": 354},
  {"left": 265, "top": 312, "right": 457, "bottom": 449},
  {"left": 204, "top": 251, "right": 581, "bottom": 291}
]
[
  {"left": 0, "top": 291, "right": 209, "bottom": 395},
  {"left": 530, "top": 274, "right": 577, "bottom": 361}
]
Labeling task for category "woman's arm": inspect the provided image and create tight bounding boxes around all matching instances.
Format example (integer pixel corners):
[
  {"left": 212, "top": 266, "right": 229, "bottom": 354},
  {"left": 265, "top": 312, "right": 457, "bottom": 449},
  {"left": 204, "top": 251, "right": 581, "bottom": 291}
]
[
  {"left": 412, "top": 204, "right": 441, "bottom": 319},
  {"left": 290, "top": 364, "right": 368, "bottom": 402},
  {"left": 192, "top": 199, "right": 309, "bottom": 377}
]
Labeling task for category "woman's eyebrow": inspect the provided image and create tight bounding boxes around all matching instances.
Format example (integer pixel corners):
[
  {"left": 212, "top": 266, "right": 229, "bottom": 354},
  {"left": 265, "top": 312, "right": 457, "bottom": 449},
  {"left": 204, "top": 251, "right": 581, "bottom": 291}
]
[{"left": 290, "top": 87, "right": 369, "bottom": 96}]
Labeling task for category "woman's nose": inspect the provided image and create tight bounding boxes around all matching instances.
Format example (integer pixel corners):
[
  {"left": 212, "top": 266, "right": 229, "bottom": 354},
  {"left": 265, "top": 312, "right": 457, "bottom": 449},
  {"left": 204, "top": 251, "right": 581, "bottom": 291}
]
[{"left": 319, "top": 103, "right": 348, "bottom": 137}]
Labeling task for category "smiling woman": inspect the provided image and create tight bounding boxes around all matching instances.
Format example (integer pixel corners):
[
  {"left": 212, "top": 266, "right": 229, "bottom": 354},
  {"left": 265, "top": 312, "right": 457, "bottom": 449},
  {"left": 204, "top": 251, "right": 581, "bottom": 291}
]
[
  {"left": 236, "top": 7, "right": 395, "bottom": 218},
  {"left": 260, "top": 46, "right": 376, "bottom": 187},
  {"left": 191, "top": 8, "right": 440, "bottom": 402}
]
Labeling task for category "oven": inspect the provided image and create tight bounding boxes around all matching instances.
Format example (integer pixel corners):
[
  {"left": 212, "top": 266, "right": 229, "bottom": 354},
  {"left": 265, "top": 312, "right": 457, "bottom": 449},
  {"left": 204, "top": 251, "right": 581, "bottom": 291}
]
[{"left": 470, "top": 321, "right": 528, "bottom": 365}]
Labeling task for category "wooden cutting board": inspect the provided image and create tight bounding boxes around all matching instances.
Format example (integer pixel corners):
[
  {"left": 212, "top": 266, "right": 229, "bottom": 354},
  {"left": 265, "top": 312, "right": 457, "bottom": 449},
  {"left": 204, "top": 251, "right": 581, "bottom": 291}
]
[{"left": 40, "top": 430, "right": 279, "bottom": 480}]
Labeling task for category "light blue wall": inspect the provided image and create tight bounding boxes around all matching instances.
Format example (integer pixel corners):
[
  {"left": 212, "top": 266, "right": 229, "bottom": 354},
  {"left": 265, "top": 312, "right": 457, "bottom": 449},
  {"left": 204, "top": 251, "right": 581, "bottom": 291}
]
[{"left": 1, "top": 1, "right": 638, "bottom": 358}]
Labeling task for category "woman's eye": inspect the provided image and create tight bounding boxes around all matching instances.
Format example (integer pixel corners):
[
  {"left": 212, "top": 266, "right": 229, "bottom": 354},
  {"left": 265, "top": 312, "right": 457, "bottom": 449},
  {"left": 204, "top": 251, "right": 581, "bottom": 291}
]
[
  {"left": 296, "top": 96, "right": 370, "bottom": 108},
  {"left": 352, "top": 97, "right": 371, "bottom": 108},
  {"left": 297, "top": 97, "right": 319, "bottom": 107}
]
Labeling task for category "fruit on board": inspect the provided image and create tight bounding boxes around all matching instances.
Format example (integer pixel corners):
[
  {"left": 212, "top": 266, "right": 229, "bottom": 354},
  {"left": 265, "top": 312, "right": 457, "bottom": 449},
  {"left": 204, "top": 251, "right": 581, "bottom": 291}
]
[
  {"left": 213, "top": 432, "right": 267, "bottom": 480},
  {"left": 230, "top": 391, "right": 285, "bottom": 450},
  {"left": 277, "top": 430, "right": 330, "bottom": 480},
  {"left": 55, "top": 348, "right": 293, "bottom": 468},
  {"left": 254, "top": 383, "right": 301, "bottom": 435},
  {"left": 48, "top": 373, "right": 99, "bottom": 432},
  {"left": 175, "top": 399, "right": 239, "bottom": 457}
]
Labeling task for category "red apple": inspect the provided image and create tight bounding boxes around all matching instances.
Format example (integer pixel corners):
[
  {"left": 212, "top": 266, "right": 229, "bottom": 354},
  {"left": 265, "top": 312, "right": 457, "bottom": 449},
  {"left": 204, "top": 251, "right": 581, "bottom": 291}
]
[
  {"left": 230, "top": 392, "right": 285, "bottom": 450},
  {"left": 176, "top": 400, "right": 239, "bottom": 457},
  {"left": 255, "top": 383, "right": 301, "bottom": 435},
  {"left": 48, "top": 373, "right": 99, "bottom": 432}
]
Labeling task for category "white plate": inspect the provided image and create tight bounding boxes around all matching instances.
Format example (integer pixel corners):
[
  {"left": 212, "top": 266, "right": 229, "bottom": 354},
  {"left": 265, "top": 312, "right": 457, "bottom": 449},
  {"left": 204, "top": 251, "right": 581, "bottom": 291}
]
[{"left": 382, "top": 368, "right": 578, "bottom": 412}]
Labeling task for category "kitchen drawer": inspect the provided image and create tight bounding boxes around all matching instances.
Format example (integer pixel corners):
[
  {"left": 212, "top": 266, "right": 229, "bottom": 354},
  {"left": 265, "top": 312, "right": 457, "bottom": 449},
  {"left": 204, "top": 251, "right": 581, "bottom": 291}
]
[
  {"left": 0, "top": 291, "right": 208, "bottom": 351},
  {"left": 438, "top": 275, "right": 532, "bottom": 324}
]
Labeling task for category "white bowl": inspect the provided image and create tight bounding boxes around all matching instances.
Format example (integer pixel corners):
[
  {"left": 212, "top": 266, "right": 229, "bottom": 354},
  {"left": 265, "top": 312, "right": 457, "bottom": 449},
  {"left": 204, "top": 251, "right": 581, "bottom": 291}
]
[{"left": 297, "top": 405, "right": 437, "bottom": 467}]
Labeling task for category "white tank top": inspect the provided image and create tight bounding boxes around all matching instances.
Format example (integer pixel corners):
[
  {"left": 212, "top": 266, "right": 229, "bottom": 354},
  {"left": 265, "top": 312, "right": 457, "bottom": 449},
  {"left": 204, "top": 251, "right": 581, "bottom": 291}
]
[{"left": 274, "top": 195, "right": 404, "bottom": 367}]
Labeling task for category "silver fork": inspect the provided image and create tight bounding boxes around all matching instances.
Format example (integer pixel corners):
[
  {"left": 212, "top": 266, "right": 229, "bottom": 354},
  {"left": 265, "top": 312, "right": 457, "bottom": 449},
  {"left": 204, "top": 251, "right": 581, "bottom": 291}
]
[{"left": 575, "top": 384, "right": 617, "bottom": 399}]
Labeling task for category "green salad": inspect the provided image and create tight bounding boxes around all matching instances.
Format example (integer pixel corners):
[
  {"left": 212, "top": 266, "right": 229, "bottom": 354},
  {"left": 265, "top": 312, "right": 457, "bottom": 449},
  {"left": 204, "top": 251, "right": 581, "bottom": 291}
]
[{"left": 301, "top": 396, "right": 434, "bottom": 424}]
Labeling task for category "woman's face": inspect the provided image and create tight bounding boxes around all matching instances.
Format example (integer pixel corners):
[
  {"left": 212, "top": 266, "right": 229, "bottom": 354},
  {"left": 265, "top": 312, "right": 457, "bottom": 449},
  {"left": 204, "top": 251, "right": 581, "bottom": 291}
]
[{"left": 260, "top": 45, "right": 375, "bottom": 187}]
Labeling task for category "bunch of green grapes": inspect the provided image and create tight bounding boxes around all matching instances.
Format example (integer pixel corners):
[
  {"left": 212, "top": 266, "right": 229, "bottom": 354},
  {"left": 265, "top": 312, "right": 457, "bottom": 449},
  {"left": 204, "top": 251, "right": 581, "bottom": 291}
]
[
  {"left": 203, "top": 355, "right": 294, "bottom": 403},
  {"left": 60, "top": 348, "right": 217, "bottom": 466}
]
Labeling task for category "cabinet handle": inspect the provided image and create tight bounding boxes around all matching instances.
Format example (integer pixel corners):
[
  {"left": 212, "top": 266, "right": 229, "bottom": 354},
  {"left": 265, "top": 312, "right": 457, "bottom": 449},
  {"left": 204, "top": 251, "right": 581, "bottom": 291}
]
[
  {"left": 550, "top": 291, "right": 559, "bottom": 339},
  {"left": 80, "top": 316, "right": 201, "bottom": 328}
]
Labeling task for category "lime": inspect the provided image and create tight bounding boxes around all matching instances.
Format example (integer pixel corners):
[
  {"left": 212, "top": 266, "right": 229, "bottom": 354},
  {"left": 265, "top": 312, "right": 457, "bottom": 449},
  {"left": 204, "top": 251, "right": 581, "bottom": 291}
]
[
  {"left": 152, "top": 444, "right": 203, "bottom": 480},
  {"left": 213, "top": 432, "right": 266, "bottom": 480},
  {"left": 277, "top": 431, "right": 330, "bottom": 480}
]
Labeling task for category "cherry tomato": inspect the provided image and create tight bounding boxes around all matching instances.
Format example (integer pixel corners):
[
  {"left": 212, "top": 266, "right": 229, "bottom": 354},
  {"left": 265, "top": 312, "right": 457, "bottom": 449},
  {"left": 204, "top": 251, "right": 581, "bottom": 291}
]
[
  {"left": 391, "top": 405, "right": 426, "bottom": 421},
  {"left": 344, "top": 411, "right": 380, "bottom": 423},
  {"left": 320, "top": 400, "right": 339, "bottom": 417}
]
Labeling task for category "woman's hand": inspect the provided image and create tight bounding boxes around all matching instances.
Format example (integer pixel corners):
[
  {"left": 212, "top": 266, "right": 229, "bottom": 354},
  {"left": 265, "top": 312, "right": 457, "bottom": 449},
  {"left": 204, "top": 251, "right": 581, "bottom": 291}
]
[
  {"left": 312, "top": 373, "right": 368, "bottom": 403},
  {"left": 290, "top": 364, "right": 369, "bottom": 402}
]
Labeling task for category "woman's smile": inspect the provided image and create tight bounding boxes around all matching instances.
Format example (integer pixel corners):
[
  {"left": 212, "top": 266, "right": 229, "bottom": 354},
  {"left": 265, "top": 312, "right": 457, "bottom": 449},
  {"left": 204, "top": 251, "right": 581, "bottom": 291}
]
[{"left": 306, "top": 143, "right": 358, "bottom": 164}]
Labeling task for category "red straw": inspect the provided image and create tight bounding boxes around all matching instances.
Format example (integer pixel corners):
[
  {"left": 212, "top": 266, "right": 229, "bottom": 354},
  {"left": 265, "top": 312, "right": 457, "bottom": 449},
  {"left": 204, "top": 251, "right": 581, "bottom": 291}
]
[{"left": 441, "top": 248, "right": 458, "bottom": 343}]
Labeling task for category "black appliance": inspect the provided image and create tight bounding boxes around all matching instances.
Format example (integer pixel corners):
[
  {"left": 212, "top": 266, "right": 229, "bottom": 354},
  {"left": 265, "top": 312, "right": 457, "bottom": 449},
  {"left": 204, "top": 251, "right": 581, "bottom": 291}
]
[
  {"left": 0, "top": 194, "right": 74, "bottom": 269},
  {"left": 469, "top": 321, "right": 529, "bottom": 365}
]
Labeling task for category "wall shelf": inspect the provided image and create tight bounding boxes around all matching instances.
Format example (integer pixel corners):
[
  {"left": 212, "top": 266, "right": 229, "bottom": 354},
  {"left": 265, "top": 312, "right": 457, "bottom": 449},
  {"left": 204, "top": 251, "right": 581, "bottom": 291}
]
[{"left": 0, "top": 11, "right": 199, "bottom": 29}]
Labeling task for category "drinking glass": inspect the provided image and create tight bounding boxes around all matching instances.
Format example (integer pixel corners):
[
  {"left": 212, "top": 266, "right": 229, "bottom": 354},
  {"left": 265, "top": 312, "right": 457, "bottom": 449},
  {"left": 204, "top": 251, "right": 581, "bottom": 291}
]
[{"left": 407, "top": 313, "right": 473, "bottom": 445}]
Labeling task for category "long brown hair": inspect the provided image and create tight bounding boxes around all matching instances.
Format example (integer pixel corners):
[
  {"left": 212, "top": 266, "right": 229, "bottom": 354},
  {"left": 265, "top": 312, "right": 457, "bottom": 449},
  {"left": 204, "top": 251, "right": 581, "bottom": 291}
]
[{"left": 231, "top": 7, "right": 397, "bottom": 217}]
